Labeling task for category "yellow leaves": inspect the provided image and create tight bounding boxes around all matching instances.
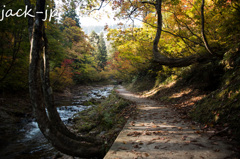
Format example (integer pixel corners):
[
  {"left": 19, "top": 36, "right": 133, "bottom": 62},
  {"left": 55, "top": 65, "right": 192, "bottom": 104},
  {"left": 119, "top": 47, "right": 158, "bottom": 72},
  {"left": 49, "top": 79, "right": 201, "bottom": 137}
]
[
  {"left": 108, "top": 26, "right": 153, "bottom": 78},
  {"left": 214, "top": 113, "right": 220, "bottom": 122},
  {"left": 144, "top": 13, "right": 157, "bottom": 25}
]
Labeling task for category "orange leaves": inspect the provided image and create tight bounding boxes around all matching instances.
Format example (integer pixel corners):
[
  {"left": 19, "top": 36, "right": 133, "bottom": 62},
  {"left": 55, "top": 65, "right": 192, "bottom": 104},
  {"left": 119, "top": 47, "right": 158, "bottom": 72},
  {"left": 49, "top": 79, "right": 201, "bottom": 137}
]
[
  {"left": 104, "top": 24, "right": 109, "bottom": 31},
  {"left": 127, "top": 131, "right": 142, "bottom": 137},
  {"left": 50, "top": 59, "right": 74, "bottom": 90},
  {"left": 117, "top": 22, "right": 124, "bottom": 26},
  {"left": 144, "top": 13, "right": 157, "bottom": 25},
  {"left": 63, "top": 17, "right": 78, "bottom": 28},
  {"left": 152, "top": 131, "right": 163, "bottom": 135},
  {"left": 143, "top": 131, "right": 152, "bottom": 135},
  {"left": 130, "top": 121, "right": 136, "bottom": 126}
]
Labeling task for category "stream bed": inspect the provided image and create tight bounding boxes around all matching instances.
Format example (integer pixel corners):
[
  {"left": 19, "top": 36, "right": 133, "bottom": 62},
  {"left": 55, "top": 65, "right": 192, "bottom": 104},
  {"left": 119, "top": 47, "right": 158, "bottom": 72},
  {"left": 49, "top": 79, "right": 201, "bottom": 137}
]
[{"left": 0, "top": 85, "right": 113, "bottom": 159}]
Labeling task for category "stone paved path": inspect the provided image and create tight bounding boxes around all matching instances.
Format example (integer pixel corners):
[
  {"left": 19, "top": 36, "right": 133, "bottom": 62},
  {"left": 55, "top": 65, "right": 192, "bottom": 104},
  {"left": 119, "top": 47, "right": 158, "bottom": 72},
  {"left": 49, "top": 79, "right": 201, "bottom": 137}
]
[{"left": 104, "top": 86, "right": 235, "bottom": 159}]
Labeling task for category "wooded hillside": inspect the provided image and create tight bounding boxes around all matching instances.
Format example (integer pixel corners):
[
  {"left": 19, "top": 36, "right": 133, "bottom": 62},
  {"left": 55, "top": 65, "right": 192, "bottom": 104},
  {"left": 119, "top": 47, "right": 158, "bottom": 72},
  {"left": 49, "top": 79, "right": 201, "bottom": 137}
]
[{"left": 0, "top": 0, "right": 239, "bottom": 158}]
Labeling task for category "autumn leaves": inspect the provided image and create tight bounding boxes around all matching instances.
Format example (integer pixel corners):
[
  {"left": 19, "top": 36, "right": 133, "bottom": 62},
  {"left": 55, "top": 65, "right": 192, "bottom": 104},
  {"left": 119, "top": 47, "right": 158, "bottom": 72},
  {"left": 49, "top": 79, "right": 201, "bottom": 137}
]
[{"left": 104, "top": 86, "right": 233, "bottom": 159}]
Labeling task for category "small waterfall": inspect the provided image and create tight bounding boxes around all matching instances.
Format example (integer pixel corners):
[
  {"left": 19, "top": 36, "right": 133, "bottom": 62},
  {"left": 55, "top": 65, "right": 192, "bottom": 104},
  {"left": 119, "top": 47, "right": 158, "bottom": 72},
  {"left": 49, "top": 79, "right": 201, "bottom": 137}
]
[{"left": 23, "top": 121, "right": 40, "bottom": 139}]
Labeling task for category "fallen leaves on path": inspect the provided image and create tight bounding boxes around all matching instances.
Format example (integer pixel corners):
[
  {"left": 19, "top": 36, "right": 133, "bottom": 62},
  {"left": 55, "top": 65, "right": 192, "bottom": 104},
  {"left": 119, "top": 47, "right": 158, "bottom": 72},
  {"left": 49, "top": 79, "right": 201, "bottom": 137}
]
[
  {"left": 104, "top": 87, "right": 235, "bottom": 159},
  {"left": 118, "top": 146, "right": 128, "bottom": 150},
  {"left": 133, "top": 144, "right": 141, "bottom": 149},
  {"left": 127, "top": 131, "right": 142, "bottom": 137},
  {"left": 153, "top": 130, "right": 163, "bottom": 135},
  {"left": 143, "top": 152, "right": 150, "bottom": 157},
  {"left": 130, "top": 121, "right": 135, "bottom": 126},
  {"left": 182, "top": 135, "right": 188, "bottom": 140},
  {"left": 143, "top": 131, "right": 152, "bottom": 135}
]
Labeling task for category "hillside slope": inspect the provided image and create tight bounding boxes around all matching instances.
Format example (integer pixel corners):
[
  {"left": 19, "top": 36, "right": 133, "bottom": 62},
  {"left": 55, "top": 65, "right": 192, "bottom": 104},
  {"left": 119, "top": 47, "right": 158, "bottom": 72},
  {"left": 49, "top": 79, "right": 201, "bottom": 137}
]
[{"left": 127, "top": 46, "right": 240, "bottom": 146}]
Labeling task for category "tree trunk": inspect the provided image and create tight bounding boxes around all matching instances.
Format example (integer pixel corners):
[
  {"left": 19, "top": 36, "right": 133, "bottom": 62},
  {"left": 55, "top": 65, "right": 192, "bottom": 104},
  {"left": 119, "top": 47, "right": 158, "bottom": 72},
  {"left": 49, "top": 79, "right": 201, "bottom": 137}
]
[
  {"left": 27, "top": 0, "right": 103, "bottom": 157},
  {"left": 152, "top": 0, "right": 218, "bottom": 67},
  {"left": 41, "top": 27, "right": 99, "bottom": 143}
]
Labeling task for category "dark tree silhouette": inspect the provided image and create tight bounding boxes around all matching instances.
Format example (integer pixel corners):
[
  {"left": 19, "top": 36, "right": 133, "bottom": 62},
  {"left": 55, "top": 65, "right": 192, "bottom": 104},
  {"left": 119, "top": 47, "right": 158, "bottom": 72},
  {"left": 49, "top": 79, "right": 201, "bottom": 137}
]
[{"left": 25, "top": 0, "right": 103, "bottom": 157}]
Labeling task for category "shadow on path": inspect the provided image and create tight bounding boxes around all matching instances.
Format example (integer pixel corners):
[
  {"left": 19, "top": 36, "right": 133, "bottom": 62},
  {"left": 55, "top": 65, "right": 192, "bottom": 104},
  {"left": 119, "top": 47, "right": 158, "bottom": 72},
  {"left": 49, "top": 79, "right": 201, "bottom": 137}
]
[{"left": 104, "top": 86, "right": 235, "bottom": 159}]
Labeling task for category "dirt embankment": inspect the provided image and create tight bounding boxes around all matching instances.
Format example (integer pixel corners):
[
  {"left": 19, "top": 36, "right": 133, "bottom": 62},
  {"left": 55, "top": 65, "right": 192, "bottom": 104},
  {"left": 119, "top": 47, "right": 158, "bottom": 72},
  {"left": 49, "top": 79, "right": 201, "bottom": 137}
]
[{"left": 0, "top": 91, "right": 31, "bottom": 150}]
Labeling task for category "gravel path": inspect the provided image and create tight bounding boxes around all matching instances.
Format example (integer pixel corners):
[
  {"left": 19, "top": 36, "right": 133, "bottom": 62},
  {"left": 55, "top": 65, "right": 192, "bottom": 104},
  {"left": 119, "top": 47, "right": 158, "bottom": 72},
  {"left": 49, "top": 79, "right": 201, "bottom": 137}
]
[{"left": 104, "top": 86, "right": 235, "bottom": 159}]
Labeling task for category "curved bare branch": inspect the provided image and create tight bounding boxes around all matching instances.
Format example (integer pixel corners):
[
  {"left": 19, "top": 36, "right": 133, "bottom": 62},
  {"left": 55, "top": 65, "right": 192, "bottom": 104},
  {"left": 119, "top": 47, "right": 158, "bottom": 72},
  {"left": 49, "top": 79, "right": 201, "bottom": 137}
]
[
  {"left": 201, "top": 0, "right": 214, "bottom": 55},
  {"left": 140, "top": 1, "right": 156, "bottom": 6},
  {"left": 89, "top": 0, "right": 105, "bottom": 13}
]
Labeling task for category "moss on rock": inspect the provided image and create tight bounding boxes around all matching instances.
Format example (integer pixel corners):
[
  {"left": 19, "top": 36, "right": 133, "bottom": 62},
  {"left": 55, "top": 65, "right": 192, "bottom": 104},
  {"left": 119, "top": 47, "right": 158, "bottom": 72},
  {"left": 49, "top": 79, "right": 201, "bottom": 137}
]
[{"left": 72, "top": 90, "right": 136, "bottom": 152}]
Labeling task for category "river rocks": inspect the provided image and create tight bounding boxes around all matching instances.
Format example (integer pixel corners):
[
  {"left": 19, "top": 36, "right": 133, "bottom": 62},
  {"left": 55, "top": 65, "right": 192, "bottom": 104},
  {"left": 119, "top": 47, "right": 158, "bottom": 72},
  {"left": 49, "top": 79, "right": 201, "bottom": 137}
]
[
  {"left": 100, "top": 131, "right": 106, "bottom": 136},
  {"left": 113, "top": 128, "right": 122, "bottom": 133},
  {"left": 63, "top": 88, "right": 72, "bottom": 98},
  {"left": 0, "top": 85, "right": 114, "bottom": 158},
  {"left": 89, "top": 130, "right": 101, "bottom": 136}
]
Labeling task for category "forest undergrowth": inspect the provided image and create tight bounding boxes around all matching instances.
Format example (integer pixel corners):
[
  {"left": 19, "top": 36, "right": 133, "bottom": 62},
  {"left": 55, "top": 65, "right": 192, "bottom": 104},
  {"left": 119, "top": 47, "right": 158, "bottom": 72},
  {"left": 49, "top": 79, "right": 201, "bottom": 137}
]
[{"left": 126, "top": 47, "right": 240, "bottom": 146}]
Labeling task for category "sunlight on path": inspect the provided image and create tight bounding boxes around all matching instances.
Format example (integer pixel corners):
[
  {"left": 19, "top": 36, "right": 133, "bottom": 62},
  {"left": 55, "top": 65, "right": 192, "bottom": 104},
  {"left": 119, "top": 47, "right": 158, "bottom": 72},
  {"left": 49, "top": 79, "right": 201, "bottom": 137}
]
[{"left": 104, "top": 86, "right": 234, "bottom": 159}]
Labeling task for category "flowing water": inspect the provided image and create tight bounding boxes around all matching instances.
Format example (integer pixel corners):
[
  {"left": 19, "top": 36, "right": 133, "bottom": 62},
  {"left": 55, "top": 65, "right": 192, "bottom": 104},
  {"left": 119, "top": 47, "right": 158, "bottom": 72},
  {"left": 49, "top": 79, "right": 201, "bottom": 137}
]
[{"left": 0, "top": 86, "right": 113, "bottom": 159}]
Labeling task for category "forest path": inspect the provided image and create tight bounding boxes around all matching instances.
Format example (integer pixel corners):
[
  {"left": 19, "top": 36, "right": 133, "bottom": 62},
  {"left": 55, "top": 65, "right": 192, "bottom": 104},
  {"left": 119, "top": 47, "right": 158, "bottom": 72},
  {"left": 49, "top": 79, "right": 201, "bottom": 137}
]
[{"left": 104, "top": 86, "right": 234, "bottom": 159}]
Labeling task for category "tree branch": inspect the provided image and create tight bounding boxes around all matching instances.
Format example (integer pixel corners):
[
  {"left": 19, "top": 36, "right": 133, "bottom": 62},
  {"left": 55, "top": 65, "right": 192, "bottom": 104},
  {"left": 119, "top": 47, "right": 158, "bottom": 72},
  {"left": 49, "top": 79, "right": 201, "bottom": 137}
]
[
  {"left": 0, "top": 31, "right": 22, "bottom": 82},
  {"left": 89, "top": 0, "right": 105, "bottom": 13},
  {"left": 173, "top": 12, "right": 203, "bottom": 44},
  {"left": 26, "top": 0, "right": 103, "bottom": 157},
  {"left": 130, "top": 15, "right": 205, "bottom": 47},
  {"left": 172, "top": 13, "right": 198, "bottom": 53},
  {"left": 162, "top": 29, "right": 205, "bottom": 47},
  {"left": 201, "top": 0, "right": 215, "bottom": 55},
  {"left": 140, "top": 1, "right": 156, "bottom": 6},
  {"left": 152, "top": 0, "right": 216, "bottom": 67}
]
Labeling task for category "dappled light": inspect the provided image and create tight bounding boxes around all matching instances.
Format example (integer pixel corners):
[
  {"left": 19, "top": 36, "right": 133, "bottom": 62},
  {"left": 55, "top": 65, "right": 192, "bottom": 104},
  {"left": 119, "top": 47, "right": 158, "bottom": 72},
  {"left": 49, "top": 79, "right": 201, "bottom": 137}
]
[
  {"left": 170, "top": 88, "right": 193, "bottom": 99},
  {"left": 104, "top": 87, "right": 234, "bottom": 159},
  {"left": 141, "top": 82, "right": 176, "bottom": 98},
  {"left": 1, "top": 0, "right": 240, "bottom": 158}
]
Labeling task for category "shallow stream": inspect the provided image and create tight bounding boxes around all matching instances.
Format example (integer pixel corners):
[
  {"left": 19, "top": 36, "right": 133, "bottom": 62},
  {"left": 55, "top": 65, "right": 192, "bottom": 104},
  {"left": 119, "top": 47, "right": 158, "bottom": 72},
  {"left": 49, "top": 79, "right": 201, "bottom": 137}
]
[{"left": 0, "top": 86, "right": 113, "bottom": 159}]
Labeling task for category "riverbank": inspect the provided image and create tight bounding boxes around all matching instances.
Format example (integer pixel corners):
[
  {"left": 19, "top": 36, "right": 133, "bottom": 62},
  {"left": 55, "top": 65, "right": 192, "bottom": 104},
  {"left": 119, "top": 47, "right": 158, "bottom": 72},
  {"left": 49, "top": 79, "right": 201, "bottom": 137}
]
[
  {"left": 0, "top": 84, "right": 130, "bottom": 158},
  {"left": 68, "top": 89, "right": 136, "bottom": 157},
  {"left": 0, "top": 91, "right": 32, "bottom": 151}
]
